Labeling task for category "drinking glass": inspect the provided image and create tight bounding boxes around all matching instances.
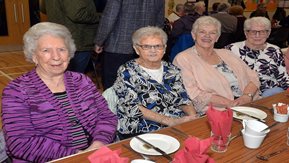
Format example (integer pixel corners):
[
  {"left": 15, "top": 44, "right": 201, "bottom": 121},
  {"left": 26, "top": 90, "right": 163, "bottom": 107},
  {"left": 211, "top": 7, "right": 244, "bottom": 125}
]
[{"left": 211, "top": 132, "right": 231, "bottom": 153}]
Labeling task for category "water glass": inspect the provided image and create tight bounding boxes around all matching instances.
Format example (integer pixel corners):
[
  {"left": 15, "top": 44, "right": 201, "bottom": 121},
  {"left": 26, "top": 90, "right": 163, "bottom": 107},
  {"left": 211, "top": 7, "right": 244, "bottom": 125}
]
[{"left": 211, "top": 133, "right": 231, "bottom": 153}]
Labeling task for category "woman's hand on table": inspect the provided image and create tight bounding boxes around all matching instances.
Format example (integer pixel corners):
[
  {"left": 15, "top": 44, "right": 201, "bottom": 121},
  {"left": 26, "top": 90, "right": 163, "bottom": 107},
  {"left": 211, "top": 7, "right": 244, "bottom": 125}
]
[
  {"left": 232, "top": 95, "right": 252, "bottom": 106},
  {"left": 166, "top": 115, "right": 198, "bottom": 127}
]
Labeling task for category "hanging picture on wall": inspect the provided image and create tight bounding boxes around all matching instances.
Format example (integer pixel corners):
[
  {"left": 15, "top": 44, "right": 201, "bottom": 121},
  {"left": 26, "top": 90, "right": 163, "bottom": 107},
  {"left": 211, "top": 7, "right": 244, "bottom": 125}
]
[
  {"left": 278, "top": 0, "right": 289, "bottom": 8},
  {"left": 244, "top": 0, "right": 277, "bottom": 11}
]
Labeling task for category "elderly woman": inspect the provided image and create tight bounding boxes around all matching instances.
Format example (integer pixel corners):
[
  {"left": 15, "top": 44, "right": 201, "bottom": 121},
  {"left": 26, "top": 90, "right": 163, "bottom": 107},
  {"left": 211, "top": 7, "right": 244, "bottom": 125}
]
[
  {"left": 113, "top": 26, "right": 197, "bottom": 140},
  {"left": 1, "top": 22, "right": 117, "bottom": 162},
  {"left": 226, "top": 17, "right": 289, "bottom": 97},
  {"left": 173, "top": 16, "right": 260, "bottom": 114}
]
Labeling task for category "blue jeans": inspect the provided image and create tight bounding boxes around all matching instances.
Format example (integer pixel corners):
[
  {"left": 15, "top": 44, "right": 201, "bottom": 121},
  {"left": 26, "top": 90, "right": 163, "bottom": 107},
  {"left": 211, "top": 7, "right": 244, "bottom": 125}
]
[
  {"left": 68, "top": 51, "right": 91, "bottom": 73},
  {"left": 262, "top": 87, "right": 284, "bottom": 97}
]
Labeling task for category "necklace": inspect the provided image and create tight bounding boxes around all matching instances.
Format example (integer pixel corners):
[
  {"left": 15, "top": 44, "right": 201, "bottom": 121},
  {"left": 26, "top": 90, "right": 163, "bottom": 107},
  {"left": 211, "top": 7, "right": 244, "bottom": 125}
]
[{"left": 194, "top": 47, "right": 221, "bottom": 65}]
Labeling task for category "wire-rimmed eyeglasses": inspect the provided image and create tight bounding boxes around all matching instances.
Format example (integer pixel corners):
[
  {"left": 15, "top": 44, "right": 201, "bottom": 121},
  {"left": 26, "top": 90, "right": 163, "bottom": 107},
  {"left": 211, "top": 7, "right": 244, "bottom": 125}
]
[
  {"left": 136, "top": 44, "right": 166, "bottom": 50},
  {"left": 246, "top": 30, "right": 269, "bottom": 36}
]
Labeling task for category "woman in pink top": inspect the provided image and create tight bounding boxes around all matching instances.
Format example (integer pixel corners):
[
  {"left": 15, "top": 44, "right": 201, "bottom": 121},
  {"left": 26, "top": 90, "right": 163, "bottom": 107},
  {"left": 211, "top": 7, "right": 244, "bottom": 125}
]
[{"left": 173, "top": 16, "right": 260, "bottom": 114}]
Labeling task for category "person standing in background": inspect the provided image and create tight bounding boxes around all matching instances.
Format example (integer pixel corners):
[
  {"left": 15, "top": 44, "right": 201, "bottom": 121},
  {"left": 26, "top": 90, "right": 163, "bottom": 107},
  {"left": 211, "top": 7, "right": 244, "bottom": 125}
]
[
  {"left": 94, "top": 0, "right": 165, "bottom": 90},
  {"left": 167, "top": 3, "right": 185, "bottom": 25},
  {"left": 43, "top": 0, "right": 100, "bottom": 73},
  {"left": 249, "top": 3, "right": 270, "bottom": 19}
]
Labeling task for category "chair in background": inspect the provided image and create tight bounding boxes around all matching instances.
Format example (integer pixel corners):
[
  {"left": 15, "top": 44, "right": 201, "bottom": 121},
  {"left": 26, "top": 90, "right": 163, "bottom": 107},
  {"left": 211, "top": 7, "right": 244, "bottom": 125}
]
[{"left": 0, "top": 130, "right": 9, "bottom": 163}]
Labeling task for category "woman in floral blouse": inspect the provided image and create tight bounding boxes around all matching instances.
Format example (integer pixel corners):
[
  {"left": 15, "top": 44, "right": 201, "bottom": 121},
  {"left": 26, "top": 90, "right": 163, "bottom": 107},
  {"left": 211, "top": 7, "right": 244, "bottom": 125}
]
[
  {"left": 113, "top": 26, "right": 198, "bottom": 140},
  {"left": 226, "top": 16, "right": 289, "bottom": 97}
]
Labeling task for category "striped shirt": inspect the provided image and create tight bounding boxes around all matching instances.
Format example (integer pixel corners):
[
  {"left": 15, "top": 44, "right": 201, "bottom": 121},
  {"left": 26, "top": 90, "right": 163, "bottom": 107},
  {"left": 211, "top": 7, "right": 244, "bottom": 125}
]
[{"left": 54, "top": 92, "right": 89, "bottom": 150}]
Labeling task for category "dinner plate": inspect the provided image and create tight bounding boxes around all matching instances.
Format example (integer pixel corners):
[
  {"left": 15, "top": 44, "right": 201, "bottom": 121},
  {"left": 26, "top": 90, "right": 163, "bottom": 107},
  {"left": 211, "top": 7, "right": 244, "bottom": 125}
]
[
  {"left": 131, "top": 159, "right": 155, "bottom": 163},
  {"left": 232, "top": 106, "right": 267, "bottom": 120},
  {"left": 130, "top": 133, "right": 180, "bottom": 155}
]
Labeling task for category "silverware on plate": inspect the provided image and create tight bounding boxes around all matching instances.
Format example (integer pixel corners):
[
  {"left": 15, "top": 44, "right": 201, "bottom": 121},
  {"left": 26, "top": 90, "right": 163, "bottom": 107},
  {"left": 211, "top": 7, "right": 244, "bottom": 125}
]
[
  {"left": 232, "top": 109, "right": 266, "bottom": 122},
  {"left": 121, "top": 144, "right": 155, "bottom": 162},
  {"left": 135, "top": 136, "right": 172, "bottom": 161}
]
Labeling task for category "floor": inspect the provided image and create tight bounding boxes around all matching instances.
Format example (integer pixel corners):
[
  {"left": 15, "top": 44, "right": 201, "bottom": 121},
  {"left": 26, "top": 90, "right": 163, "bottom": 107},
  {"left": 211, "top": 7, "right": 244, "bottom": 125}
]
[{"left": 0, "top": 50, "right": 102, "bottom": 127}]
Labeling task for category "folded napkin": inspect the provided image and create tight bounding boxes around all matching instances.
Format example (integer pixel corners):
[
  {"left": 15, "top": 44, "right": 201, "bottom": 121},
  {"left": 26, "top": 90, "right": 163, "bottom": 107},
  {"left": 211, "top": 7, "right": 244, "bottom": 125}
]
[
  {"left": 173, "top": 136, "right": 214, "bottom": 163},
  {"left": 206, "top": 104, "right": 233, "bottom": 140},
  {"left": 88, "top": 146, "right": 129, "bottom": 163}
]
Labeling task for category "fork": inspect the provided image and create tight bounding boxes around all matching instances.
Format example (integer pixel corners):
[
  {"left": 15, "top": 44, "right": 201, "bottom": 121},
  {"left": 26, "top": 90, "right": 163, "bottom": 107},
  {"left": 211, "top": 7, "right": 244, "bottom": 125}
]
[{"left": 256, "top": 148, "right": 287, "bottom": 161}]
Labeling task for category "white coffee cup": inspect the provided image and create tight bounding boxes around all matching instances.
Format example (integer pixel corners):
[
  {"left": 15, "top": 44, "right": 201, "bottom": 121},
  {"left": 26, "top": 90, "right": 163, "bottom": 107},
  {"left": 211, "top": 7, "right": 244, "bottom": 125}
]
[
  {"left": 273, "top": 103, "right": 289, "bottom": 122},
  {"left": 243, "top": 120, "right": 269, "bottom": 136},
  {"left": 242, "top": 129, "right": 266, "bottom": 149}
]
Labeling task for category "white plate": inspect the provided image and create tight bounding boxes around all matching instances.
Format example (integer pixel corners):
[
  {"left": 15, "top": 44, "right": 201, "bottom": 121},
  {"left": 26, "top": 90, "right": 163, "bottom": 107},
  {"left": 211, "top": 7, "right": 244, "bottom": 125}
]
[
  {"left": 130, "top": 133, "right": 180, "bottom": 155},
  {"left": 131, "top": 159, "right": 155, "bottom": 163},
  {"left": 232, "top": 106, "right": 267, "bottom": 120}
]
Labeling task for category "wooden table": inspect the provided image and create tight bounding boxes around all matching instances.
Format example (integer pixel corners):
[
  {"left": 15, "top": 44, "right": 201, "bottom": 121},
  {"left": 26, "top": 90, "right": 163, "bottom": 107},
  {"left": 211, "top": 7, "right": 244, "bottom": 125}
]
[{"left": 51, "top": 92, "right": 289, "bottom": 163}]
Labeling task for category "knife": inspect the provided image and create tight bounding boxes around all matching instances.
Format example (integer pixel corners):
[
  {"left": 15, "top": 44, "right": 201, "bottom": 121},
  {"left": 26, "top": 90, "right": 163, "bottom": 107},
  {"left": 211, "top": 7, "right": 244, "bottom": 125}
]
[
  {"left": 135, "top": 136, "right": 172, "bottom": 161},
  {"left": 232, "top": 109, "right": 266, "bottom": 122}
]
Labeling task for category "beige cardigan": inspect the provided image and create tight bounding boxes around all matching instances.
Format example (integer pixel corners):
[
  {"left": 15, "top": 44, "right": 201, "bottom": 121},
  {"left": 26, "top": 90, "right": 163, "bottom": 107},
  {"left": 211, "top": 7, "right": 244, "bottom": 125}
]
[{"left": 173, "top": 47, "right": 260, "bottom": 113}]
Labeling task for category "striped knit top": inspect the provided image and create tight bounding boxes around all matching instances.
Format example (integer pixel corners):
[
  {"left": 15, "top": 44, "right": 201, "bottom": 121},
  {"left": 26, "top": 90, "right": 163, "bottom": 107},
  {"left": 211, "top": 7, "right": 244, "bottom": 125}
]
[
  {"left": 54, "top": 92, "right": 90, "bottom": 150},
  {"left": 2, "top": 69, "right": 117, "bottom": 162}
]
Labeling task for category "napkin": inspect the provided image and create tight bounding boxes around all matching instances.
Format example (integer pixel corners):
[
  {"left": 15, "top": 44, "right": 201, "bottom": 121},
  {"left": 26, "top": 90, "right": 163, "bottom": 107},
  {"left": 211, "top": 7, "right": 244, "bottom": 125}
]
[
  {"left": 88, "top": 146, "right": 129, "bottom": 163},
  {"left": 172, "top": 136, "right": 215, "bottom": 163},
  {"left": 206, "top": 104, "right": 233, "bottom": 141}
]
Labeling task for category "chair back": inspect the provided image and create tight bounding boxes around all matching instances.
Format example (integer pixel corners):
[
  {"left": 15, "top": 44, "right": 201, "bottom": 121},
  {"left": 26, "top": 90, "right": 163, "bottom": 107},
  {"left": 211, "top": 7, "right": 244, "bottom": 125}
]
[
  {"left": 102, "top": 87, "right": 118, "bottom": 115},
  {"left": 170, "top": 33, "right": 195, "bottom": 62},
  {"left": 0, "top": 130, "right": 8, "bottom": 162}
]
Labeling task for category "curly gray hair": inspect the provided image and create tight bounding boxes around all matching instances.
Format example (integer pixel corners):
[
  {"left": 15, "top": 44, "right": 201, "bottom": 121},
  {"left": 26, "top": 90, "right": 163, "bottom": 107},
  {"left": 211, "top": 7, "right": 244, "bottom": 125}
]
[
  {"left": 244, "top": 16, "right": 271, "bottom": 31},
  {"left": 23, "top": 22, "right": 76, "bottom": 62},
  {"left": 132, "top": 26, "right": 167, "bottom": 46},
  {"left": 192, "top": 16, "right": 221, "bottom": 37}
]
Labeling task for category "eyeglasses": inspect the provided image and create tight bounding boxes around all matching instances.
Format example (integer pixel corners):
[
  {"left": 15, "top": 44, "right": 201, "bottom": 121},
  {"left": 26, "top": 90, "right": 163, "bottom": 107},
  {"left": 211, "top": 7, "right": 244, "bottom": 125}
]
[
  {"left": 246, "top": 30, "right": 269, "bottom": 36},
  {"left": 136, "top": 44, "right": 166, "bottom": 50}
]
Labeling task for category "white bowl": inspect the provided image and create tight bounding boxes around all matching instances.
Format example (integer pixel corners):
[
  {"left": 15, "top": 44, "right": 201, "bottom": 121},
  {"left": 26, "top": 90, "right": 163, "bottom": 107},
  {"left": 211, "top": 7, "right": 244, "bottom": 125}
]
[
  {"left": 272, "top": 103, "right": 289, "bottom": 122},
  {"left": 273, "top": 109, "right": 289, "bottom": 122},
  {"left": 243, "top": 120, "right": 269, "bottom": 136},
  {"left": 242, "top": 129, "right": 266, "bottom": 149}
]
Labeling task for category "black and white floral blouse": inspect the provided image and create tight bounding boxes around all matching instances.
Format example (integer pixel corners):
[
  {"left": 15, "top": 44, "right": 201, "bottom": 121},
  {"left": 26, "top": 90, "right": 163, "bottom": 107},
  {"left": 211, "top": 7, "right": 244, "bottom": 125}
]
[
  {"left": 113, "top": 60, "right": 191, "bottom": 135},
  {"left": 226, "top": 41, "right": 289, "bottom": 93}
]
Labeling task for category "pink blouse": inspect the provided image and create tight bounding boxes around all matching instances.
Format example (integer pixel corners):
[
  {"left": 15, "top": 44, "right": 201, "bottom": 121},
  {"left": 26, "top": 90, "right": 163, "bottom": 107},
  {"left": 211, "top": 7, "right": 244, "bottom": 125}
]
[{"left": 173, "top": 47, "right": 260, "bottom": 113}]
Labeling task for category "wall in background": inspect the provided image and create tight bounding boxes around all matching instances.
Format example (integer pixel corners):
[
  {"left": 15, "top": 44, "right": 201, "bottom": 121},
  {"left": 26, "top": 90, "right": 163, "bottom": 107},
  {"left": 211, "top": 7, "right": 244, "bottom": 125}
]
[{"left": 165, "top": 0, "right": 286, "bottom": 20}]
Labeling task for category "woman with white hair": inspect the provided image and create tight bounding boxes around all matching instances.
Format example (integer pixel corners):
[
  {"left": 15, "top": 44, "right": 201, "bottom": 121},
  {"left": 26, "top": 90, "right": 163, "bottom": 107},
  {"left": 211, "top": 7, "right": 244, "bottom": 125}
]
[
  {"left": 1, "top": 22, "right": 117, "bottom": 162},
  {"left": 226, "top": 17, "right": 289, "bottom": 97},
  {"left": 174, "top": 16, "right": 260, "bottom": 114},
  {"left": 113, "top": 26, "right": 197, "bottom": 140}
]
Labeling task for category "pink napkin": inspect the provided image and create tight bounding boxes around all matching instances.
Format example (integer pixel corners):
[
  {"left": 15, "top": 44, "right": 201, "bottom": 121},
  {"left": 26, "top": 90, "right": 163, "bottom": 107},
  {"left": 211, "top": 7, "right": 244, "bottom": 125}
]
[
  {"left": 88, "top": 146, "right": 129, "bottom": 163},
  {"left": 206, "top": 104, "right": 233, "bottom": 141},
  {"left": 173, "top": 136, "right": 215, "bottom": 163}
]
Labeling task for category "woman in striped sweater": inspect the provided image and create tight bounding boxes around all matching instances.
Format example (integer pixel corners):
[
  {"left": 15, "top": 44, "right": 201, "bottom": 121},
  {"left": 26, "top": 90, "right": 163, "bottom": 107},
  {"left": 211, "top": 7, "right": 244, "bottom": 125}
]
[{"left": 1, "top": 22, "right": 117, "bottom": 162}]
